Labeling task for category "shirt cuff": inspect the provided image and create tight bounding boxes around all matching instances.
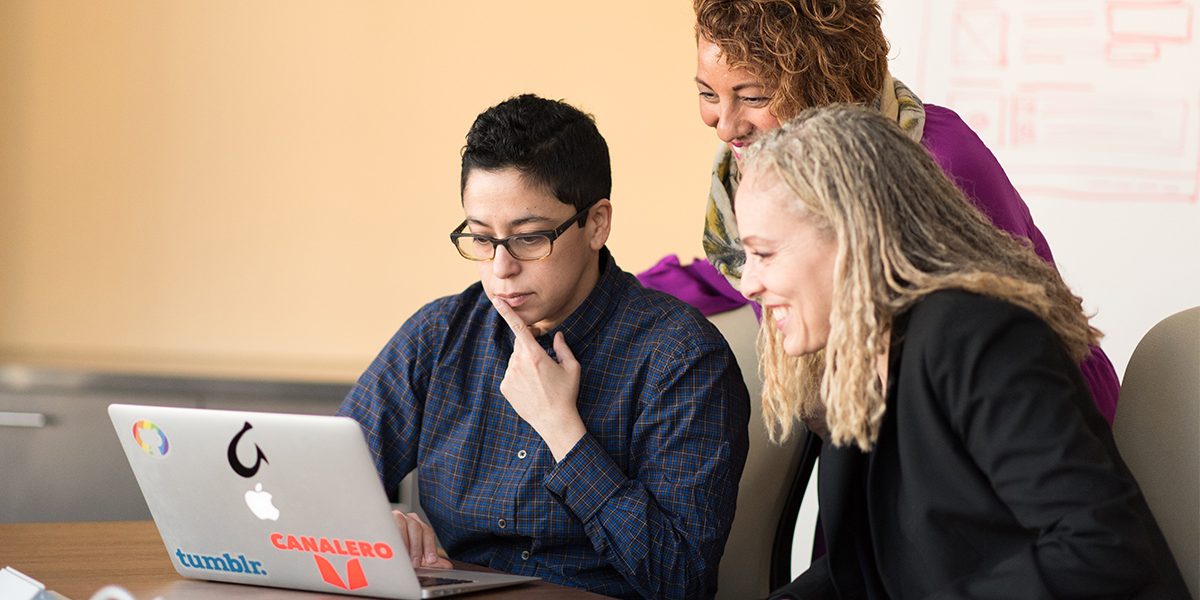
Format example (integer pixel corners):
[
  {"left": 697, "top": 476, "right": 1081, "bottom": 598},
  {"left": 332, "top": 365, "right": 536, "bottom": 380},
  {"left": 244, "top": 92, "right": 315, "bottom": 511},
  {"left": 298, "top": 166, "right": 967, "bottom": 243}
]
[{"left": 542, "top": 433, "right": 626, "bottom": 524}]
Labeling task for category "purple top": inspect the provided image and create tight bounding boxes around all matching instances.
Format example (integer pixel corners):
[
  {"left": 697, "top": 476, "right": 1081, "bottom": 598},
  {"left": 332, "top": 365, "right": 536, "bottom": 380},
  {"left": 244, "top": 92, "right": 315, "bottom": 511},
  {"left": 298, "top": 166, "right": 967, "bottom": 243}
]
[
  {"left": 637, "top": 254, "right": 756, "bottom": 318},
  {"left": 922, "top": 105, "right": 1056, "bottom": 263},
  {"left": 638, "top": 104, "right": 1119, "bottom": 423}
]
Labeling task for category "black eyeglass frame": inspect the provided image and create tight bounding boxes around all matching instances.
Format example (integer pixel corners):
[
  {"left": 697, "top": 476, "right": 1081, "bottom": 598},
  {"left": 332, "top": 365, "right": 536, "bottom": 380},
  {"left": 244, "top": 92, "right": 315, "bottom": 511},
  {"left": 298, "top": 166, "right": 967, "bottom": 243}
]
[{"left": 449, "top": 201, "right": 599, "bottom": 262}]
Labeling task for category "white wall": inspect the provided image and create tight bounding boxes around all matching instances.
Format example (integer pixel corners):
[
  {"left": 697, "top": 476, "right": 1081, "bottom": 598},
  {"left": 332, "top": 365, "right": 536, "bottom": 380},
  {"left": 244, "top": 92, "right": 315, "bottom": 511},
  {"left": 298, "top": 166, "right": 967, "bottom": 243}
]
[{"left": 881, "top": 0, "right": 1200, "bottom": 379}]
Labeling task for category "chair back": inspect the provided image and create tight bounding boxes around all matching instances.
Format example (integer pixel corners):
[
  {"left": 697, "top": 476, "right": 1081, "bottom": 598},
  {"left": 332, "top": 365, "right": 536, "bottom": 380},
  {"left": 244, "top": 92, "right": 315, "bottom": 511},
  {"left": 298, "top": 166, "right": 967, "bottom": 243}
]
[
  {"left": 709, "top": 305, "right": 809, "bottom": 599},
  {"left": 1114, "top": 306, "right": 1200, "bottom": 598}
]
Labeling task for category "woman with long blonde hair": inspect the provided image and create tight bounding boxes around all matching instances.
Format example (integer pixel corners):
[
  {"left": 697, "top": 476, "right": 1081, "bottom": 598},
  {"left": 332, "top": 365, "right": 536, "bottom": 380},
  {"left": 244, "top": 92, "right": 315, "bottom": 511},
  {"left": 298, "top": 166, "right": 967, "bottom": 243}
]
[{"left": 736, "top": 105, "right": 1187, "bottom": 599}]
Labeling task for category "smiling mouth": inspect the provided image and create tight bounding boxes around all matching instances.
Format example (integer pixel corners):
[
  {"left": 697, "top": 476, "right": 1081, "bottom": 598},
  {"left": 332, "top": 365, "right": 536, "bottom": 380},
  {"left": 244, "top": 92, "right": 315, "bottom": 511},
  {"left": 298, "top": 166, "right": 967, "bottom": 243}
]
[{"left": 769, "top": 306, "right": 790, "bottom": 328}]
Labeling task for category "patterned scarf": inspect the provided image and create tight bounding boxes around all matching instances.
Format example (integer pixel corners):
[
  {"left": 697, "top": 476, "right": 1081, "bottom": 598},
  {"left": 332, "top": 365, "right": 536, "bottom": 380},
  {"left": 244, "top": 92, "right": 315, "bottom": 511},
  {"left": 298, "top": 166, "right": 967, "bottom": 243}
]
[{"left": 702, "top": 75, "right": 926, "bottom": 286}]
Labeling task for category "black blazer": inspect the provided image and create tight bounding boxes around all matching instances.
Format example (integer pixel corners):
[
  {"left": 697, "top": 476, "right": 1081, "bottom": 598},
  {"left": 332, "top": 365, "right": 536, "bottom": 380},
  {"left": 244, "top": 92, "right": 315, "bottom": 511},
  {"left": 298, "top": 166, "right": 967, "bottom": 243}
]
[{"left": 773, "top": 290, "right": 1189, "bottom": 599}]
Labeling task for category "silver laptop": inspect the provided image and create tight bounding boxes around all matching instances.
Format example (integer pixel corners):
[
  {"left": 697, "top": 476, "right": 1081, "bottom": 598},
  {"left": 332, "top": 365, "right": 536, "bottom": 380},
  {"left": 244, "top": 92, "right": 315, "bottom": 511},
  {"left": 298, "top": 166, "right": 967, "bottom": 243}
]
[{"left": 108, "top": 403, "right": 538, "bottom": 599}]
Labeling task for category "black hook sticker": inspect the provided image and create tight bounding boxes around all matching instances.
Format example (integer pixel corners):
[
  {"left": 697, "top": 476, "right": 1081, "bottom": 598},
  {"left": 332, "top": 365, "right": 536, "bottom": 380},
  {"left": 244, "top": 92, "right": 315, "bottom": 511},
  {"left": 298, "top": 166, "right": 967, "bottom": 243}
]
[{"left": 228, "top": 421, "right": 269, "bottom": 478}]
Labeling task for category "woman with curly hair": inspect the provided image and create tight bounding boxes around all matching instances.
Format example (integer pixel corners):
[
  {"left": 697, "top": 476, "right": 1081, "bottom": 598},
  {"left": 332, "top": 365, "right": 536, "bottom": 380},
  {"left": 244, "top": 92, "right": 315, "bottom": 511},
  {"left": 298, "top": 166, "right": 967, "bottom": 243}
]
[
  {"left": 736, "top": 104, "right": 1187, "bottom": 599},
  {"left": 687, "top": 0, "right": 1119, "bottom": 423}
]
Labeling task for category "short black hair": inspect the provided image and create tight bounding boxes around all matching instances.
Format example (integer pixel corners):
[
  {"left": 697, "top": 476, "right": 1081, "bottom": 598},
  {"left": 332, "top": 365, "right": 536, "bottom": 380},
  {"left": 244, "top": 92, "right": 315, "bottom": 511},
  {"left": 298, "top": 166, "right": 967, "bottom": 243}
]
[{"left": 460, "top": 94, "right": 611, "bottom": 212}]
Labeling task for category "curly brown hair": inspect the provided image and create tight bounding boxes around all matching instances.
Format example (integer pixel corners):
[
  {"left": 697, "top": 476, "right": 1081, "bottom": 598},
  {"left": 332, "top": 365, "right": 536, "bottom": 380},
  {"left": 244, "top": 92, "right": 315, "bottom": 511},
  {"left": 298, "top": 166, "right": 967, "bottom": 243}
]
[{"left": 695, "top": 0, "right": 890, "bottom": 119}]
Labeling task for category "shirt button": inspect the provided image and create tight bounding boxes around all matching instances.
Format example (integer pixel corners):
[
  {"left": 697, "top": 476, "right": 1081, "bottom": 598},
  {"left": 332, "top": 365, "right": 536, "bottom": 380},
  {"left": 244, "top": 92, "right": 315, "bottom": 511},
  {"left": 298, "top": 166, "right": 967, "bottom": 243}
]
[
  {"left": 517, "top": 449, "right": 527, "bottom": 460},
  {"left": 521, "top": 550, "right": 530, "bottom": 561},
  {"left": 498, "top": 518, "right": 507, "bottom": 529}
]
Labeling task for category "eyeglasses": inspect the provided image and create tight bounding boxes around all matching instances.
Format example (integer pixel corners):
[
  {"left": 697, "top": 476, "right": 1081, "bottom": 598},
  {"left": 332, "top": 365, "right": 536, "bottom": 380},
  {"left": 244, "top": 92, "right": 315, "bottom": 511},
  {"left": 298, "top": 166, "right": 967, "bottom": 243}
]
[{"left": 449, "top": 202, "right": 596, "bottom": 262}]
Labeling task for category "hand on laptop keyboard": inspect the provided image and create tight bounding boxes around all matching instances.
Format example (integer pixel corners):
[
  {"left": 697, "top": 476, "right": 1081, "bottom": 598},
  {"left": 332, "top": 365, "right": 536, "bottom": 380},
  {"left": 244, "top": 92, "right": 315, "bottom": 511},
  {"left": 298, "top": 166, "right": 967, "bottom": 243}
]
[{"left": 393, "top": 510, "right": 454, "bottom": 569}]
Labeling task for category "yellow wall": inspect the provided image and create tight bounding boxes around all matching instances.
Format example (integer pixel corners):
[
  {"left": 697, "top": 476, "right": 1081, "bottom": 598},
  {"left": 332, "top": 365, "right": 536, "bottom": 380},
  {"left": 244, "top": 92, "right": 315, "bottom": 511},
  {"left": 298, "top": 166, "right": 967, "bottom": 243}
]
[{"left": 0, "top": 1, "right": 716, "bottom": 381}]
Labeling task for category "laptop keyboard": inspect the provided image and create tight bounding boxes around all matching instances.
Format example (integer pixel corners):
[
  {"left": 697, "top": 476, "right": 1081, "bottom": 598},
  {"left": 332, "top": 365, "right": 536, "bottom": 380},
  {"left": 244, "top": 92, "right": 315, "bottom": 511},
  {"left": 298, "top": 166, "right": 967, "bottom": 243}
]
[{"left": 419, "top": 575, "right": 476, "bottom": 587}]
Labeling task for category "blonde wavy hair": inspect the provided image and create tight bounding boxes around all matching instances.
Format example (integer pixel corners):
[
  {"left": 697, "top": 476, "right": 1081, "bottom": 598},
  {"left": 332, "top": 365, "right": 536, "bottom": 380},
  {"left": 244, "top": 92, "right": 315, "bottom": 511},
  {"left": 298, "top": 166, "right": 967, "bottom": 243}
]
[
  {"left": 742, "top": 105, "right": 1102, "bottom": 451},
  {"left": 694, "top": 0, "right": 889, "bottom": 119}
]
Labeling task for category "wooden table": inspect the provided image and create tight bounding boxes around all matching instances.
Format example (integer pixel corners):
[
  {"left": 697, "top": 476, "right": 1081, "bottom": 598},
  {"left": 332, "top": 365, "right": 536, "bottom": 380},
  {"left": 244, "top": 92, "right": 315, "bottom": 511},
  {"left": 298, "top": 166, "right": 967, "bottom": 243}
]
[{"left": 0, "top": 521, "right": 612, "bottom": 599}]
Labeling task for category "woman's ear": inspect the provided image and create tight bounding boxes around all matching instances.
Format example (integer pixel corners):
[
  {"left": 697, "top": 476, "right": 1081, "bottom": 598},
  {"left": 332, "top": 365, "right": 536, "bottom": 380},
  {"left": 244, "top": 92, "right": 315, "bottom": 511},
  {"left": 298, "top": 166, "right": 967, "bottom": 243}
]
[{"left": 586, "top": 199, "right": 612, "bottom": 251}]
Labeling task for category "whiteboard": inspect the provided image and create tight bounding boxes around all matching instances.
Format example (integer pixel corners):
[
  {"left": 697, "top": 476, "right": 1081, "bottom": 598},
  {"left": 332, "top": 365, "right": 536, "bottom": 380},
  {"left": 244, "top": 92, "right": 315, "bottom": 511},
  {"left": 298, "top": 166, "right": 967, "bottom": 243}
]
[{"left": 880, "top": 0, "right": 1200, "bottom": 378}]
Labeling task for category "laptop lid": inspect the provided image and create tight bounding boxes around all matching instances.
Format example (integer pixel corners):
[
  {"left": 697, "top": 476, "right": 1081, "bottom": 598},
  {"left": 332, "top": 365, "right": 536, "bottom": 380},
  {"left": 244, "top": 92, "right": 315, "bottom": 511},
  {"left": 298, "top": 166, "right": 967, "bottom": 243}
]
[{"left": 108, "top": 403, "right": 537, "bottom": 599}]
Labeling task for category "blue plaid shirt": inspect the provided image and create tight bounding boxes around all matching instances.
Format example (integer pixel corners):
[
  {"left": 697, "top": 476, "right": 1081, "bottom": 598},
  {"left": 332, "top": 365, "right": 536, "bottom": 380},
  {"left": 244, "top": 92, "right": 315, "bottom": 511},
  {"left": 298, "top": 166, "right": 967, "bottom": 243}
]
[{"left": 338, "top": 249, "right": 750, "bottom": 599}]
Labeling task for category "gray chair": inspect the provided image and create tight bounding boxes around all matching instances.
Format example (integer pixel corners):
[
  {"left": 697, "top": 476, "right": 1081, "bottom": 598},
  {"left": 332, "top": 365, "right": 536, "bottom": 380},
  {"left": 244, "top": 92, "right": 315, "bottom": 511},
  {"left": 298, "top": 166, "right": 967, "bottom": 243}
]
[
  {"left": 1114, "top": 306, "right": 1200, "bottom": 598},
  {"left": 709, "top": 305, "right": 815, "bottom": 599}
]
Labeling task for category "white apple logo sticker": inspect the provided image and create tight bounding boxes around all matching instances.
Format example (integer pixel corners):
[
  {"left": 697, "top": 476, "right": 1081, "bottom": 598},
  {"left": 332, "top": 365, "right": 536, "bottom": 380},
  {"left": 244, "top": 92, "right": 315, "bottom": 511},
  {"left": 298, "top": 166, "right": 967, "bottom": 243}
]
[{"left": 245, "top": 483, "right": 280, "bottom": 521}]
